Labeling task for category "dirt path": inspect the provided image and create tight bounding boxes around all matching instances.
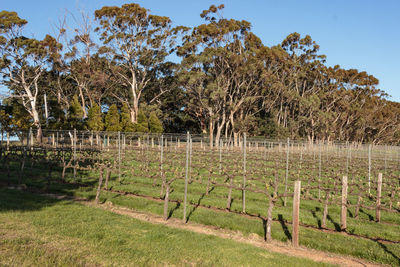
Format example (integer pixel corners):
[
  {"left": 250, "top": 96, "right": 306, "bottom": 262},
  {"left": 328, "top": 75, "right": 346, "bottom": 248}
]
[
  {"left": 8, "top": 187, "right": 386, "bottom": 267},
  {"left": 78, "top": 199, "right": 383, "bottom": 267}
]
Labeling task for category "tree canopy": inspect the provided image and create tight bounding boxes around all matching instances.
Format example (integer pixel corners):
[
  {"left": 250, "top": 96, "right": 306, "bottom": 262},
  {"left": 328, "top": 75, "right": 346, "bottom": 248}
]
[{"left": 0, "top": 4, "right": 399, "bottom": 144}]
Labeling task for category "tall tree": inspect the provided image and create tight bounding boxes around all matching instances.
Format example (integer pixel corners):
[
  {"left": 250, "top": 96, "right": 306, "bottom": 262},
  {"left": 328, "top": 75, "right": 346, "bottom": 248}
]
[
  {"left": 0, "top": 11, "right": 61, "bottom": 141},
  {"left": 105, "top": 104, "right": 120, "bottom": 132},
  {"left": 148, "top": 111, "right": 163, "bottom": 133},
  {"left": 86, "top": 103, "right": 104, "bottom": 131},
  {"left": 120, "top": 103, "right": 135, "bottom": 132},
  {"left": 94, "top": 3, "right": 183, "bottom": 123}
]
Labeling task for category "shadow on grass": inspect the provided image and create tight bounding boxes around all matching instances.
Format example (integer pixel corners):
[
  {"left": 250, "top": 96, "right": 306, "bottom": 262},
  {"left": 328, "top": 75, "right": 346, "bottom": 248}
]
[
  {"left": 376, "top": 241, "right": 400, "bottom": 266},
  {"left": 360, "top": 208, "right": 374, "bottom": 221},
  {"left": 327, "top": 214, "right": 341, "bottom": 231},
  {"left": 168, "top": 202, "right": 180, "bottom": 219},
  {"left": 186, "top": 192, "right": 206, "bottom": 222},
  {"left": 0, "top": 187, "right": 65, "bottom": 212},
  {"left": 311, "top": 207, "right": 322, "bottom": 228},
  {"left": 278, "top": 214, "right": 291, "bottom": 240}
]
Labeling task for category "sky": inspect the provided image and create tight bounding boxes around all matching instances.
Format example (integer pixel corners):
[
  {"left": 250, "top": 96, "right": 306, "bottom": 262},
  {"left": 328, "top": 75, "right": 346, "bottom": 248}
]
[{"left": 1, "top": 0, "right": 399, "bottom": 101}]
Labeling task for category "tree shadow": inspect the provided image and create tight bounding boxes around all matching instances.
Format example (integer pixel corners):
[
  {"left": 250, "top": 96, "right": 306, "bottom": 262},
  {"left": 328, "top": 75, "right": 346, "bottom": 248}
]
[
  {"left": 376, "top": 241, "right": 400, "bottom": 266},
  {"left": 347, "top": 209, "right": 353, "bottom": 218},
  {"left": 186, "top": 192, "right": 206, "bottom": 221},
  {"left": 0, "top": 187, "right": 66, "bottom": 212},
  {"left": 327, "top": 214, "right": 341, "bottom": 231},
  {"left": 278, "top": 214, "right": 292, "bottom": 240},
  {"left": 168, "top": 201, "right": 180, "bottom": 219},
  {"left": 360, "top": 208, "right": 374, "bottom": 221},
  {"left": 259, "top": 215, "right": 267, "bottom": 241},
  {"left": 311, "top": 207, "right": 322, "bottom": 228}
]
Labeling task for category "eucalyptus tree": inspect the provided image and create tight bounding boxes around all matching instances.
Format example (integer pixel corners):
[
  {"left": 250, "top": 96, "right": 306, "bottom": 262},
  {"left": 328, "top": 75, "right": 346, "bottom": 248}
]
[
  {"left": 94, "top": 3, "right": 183, "bottom": 123},
  {"left": 179, "top": 4, "right": 263, "bottom": 147},
  {"left": 0, "top": 11, "right": 61, "bottom": 140}
]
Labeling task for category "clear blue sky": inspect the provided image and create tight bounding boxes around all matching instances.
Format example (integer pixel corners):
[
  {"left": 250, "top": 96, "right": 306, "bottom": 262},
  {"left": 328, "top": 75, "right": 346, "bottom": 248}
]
[{"left": 2, "top": 0, "right": 399, "bottom": 101}]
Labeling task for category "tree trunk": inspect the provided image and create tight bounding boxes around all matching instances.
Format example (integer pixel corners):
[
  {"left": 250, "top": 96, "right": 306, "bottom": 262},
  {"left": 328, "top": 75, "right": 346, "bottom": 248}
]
[{"left": 215, "top": 113, "right": 226, "bottom": 147}]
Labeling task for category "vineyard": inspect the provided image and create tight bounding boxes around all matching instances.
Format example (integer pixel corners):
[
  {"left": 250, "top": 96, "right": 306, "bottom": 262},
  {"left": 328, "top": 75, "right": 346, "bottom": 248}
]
[{"left": 1, "top": 129, "right": 400, "bottom": 266}]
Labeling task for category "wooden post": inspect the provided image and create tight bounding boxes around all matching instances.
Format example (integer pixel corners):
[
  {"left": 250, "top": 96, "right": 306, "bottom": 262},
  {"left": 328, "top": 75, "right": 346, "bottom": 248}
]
[
  {"left": 163, "top": 184, "right": 170, "bottom": 220},
  {"left": 118, "top": 131, "right": 121, "bottom": 182},
  {"left": 368, "top": 144, "right": 371, "bottom": 194},
  {"left": 292, "top": 180, "right": 301, "bottom": 247},
  {"left": 284, "top": 137, "right": 289, "bottom": 206},
  {"left": 159, "top": 136, "right": 164, "bottom": 197},
  {"left": 376, "top": 173, "right": 382, "bottom": 222},
  {"left": 322, "top": 191, "right": 330, "bottom": 228},
  {"left": 95, "top": 168, "right": 104, "bottom": 204},
  {"left": 266, "top": 174, "right": 278, "bottom": 242},
  {"left": 318, "top": 143, "right": 322, "bottom": 199},
  {"left": 73, "top": 129, "right": 77, "bottom": 180},
  {"left": 341, "top": 176, "right": 348, "bottom": 231},
  {"left": 242, "top": 133, "right": 247, "bottom": 213},
  {"left": 183, "top": 131, "right": 190, "bottom": 223},
  {"left": 219, "top": 139, "right": 222, "bottom": 174}
]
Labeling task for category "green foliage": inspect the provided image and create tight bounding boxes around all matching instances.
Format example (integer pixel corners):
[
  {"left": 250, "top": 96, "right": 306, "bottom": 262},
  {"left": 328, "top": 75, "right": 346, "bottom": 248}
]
[
  {"left": 66, "top": 95, "right": 84, "bottom": 130},
  {"left": 148, "top": 111, "right": 163, "bottom": 133},
  {"left": 86, "top": 103, "right": 104, "bottom": 131},
  {"left": 105, "top": 104, "right": 121, "bottom": 132},
  {"left": 133, "top": 110, "right": 149, "bottom": 133},
  {"left": 120, "top": 103, "right": 135, "bottom": 132}
]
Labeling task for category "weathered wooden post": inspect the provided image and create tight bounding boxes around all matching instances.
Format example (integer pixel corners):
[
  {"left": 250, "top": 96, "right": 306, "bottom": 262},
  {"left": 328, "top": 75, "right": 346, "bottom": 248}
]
[
  {"left": 318, "top": 143, "right": 322, "bottom": 199},
  {"left": 118, "top": 131, "right": 121, "bottom": 182},
  {"left": 219, "top": 139, "right": 222, "bottom": 174},
  {"left": 284, "top": 137, "right": 290, "bottom": 206},
  {"left": 95, "top": 167, "right": 104, "bottom": 204},
  {"left": 163, "top": 183, "right": 170, "bottom": 220},
  {"left": 73, "top": 128, "right": 77, "bottom": 180},
  {"left": 322, "top": 190, "right": 330, "bottom": 228},
  {"left": 376, "top": 173, "right": 382, "bottom": 222},
  {"left": 183, "top": 131, "right": 190, "bottom": 223},
  {"left": 242, "top": 133, "right": 247, "bottom": 213},
  {"left": 341, "top": 176, "right": 348, "bottom": 231},
  {"left": 368, "top": 144, "right": 372, "bottom": 194},
  {"left": 292, "top": 180, "right": 301, "bottom": 247},
  {"left": 159, "top": 135, "right": 164, "bottom": 197}
]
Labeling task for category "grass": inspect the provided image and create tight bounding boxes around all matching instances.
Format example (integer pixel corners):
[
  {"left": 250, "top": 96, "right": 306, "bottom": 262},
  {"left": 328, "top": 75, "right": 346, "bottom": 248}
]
[
  {"left": 1, "top": 145, "right": 400, "bottom": 265},
  {"left": 0, "top": 188, "right": 331, "bottom": 267}
]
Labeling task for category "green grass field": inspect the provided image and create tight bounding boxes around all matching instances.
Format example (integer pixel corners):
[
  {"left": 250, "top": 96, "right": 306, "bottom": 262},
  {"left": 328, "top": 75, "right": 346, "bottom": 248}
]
[
  {"left": 0, "top": 188, "right": 332, "bottom": 266},
  {"left": 1, "top": 144, "right": 400, "bottom": 266}
]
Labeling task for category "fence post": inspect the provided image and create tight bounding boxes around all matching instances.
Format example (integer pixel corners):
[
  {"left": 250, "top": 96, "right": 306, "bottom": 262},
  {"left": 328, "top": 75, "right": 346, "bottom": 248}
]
[
  {"left": 73, "top": 128, "right": 77, "bottom": 180},
  {"left": 163, "top": 184, "right": 170, "bottom": 220},
  {"left": 322, "top": 190, "right": 330, "bottom": 228},
  {"left": 341, "top": 176, "right": 348, "bottom": 231},
  {"left": 318, "top": 143, "right": 322, "bottom": 199},
  {"left": 95, "top": 167, "right": 104, "bottom": 204},
  {"left": 159, "top": 135, "right": 164, "bottom": 197},
  {"left": 292, "top": 180, "right": 301, "bottom": 247},
  {"left": 118, "top": 131, "right": 121, "bottom": 182},
  {"left": 242, "top": 133, "right": 247, "bottom": 213},
  {"left": 284, "top": 137, "right": 289, "bottom": 206},
  {"left": 376, "top": 173, "right": 382, "bottom": 222},
  {"left": 183, "top": 131, "right": 190, "bottom": 223},
  {"left": 368, "top": 144, "right": 372, "bottom": 194},
  {"left": 219, "top": 139, "right": 222, "bottom": 174}
]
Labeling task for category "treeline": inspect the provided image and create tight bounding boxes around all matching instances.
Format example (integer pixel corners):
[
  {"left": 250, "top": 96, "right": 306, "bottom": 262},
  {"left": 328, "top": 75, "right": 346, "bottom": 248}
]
[{"left": 0, "top": 4, "right": 399, "bottom": 145}]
